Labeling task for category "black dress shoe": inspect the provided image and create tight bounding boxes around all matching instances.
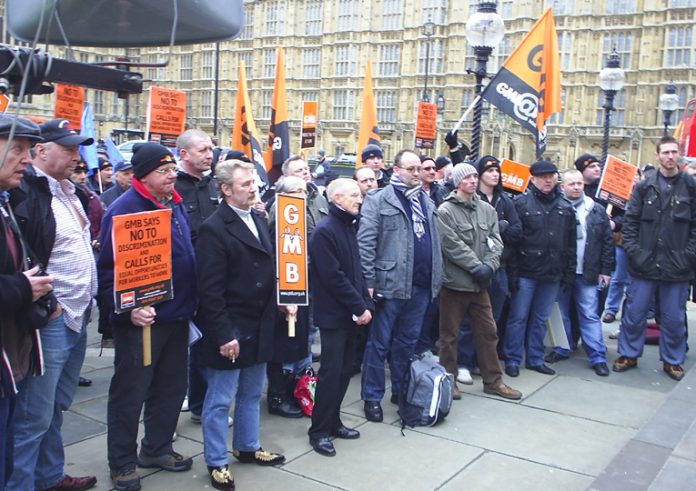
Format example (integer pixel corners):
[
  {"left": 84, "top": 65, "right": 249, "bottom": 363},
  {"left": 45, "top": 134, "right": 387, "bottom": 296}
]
[
  {"left": 331, "top": 425, "right": 360, "bottom": 439},
  {"left": 505, "top": 365, "right": 519, "bottom": 377},
  {"left": 544, "top": 351, "right": 568, "bottom": 364},
  {"left": 267, "top": 396, "right": 303, "bottom": 418},
  {"left": 390, "top": 394, "right": 399, "bottom": 405},
  {"left": 363, "top": 401, "right": 383, "bottom": 422},
  {"left": 526, "top": 364, "right": 556, "bottom": 375},
  {"left": 309, "top": 437, "right": 336, "bottom": 457},
  {"left": 78, "top": 376, "right": 92, "bottom": 387},
  {"left": 592, "top": 362, "right": 610, "bottom": 377}
]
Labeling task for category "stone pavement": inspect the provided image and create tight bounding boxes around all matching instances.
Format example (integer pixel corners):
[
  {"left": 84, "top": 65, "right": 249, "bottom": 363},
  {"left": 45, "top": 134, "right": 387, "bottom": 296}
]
[{"left": 62, "top": 306, "right": 696, "bottom": 491}]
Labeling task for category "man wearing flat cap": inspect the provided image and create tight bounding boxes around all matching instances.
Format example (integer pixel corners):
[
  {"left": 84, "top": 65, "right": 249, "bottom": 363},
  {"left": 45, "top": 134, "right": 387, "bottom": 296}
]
[
  {"left": 100, "top": 160, "right": 134, "bottom": 209},
  {"left": 8, "top": 118, "right": 98, "bottom": 490},
  {"left": 501, "top": 159, "right": 576, "bottom": 378},
  {"left": 0, "top": 114, "right": 55, "bottom": 489},
  {"left": 97, "top": 143, "right": 197, "bottom": 490}
]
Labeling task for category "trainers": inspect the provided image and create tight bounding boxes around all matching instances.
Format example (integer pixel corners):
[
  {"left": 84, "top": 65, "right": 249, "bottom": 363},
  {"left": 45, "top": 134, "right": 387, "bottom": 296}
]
[
  {"left": 208, "top": 464, "right": 235, "bottom": 491},
  {"left": 456, "top": 368, "right": 473, "bottom": 385},
  {"left": 192, "top": 414, "right": 233, "bottom": 426},
  {"left": 664, "top": 363, "right": 685, "bottom": 381},
  {"left": 181, "top": 396, "right": 189, "bottom": 412},
  {"left": 452, "top": 382, "right": 462, "bottom": 400},
  {"left": 110, "top": 465, "right": 141, "bottom": 491},
  {"left": 232, "top": 448, "right": 285, "bottom": 466},
  {"left": 484, "top": 384, "right": 522, "bottom": 400},
  {"left": 608, "top": 329, "right": 620, "bottom": 340},
  {"left": 612, "top": 356, "right": 638, "bottom": 372},
  {"left": 137, "top": 450, "right": 192, "bottom": 472}
]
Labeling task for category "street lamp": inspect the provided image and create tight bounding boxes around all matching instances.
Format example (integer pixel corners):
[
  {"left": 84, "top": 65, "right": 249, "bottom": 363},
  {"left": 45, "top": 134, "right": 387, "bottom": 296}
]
[
  {"left": 659, "top": 83, "right": 679, "bottom": 137},
  {"left": 465, "top": 1, "right": 504, "bottom": 162},
  {"left": 598, "top": 48, "right": 625, "bottom": 165},
  {"left": 422, "top": 18, "right": 436, "bottom": 102}
]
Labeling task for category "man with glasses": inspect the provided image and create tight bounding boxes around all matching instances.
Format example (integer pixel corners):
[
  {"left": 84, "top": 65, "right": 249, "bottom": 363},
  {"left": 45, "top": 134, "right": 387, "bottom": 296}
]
[
  {"left": 97, "top": 143, "right": 198, "bottom": 491},
  {"left": 358, "top": 149, "right": 442, "bottom": 422}
]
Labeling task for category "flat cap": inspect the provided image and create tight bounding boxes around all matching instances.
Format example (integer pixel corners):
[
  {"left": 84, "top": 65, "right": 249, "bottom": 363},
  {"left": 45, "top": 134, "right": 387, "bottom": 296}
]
[
  {"left": 530, "top": 159, "right": 558, "bottom": 176},
  {"left": 0, "top": 114, "right": 42, "bottom": 142}
]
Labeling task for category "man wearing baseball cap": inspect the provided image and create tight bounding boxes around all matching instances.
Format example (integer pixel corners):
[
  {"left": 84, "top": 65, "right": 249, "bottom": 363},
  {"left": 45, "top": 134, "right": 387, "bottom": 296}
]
[{"left": 8, "top": 118, "right": 97, "bottom": 491}]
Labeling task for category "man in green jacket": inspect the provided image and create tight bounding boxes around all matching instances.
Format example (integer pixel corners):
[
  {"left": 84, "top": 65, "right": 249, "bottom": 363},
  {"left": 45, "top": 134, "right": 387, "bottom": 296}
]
[{"left": 437, "top": 163, "right": 522, "bottom": 401}]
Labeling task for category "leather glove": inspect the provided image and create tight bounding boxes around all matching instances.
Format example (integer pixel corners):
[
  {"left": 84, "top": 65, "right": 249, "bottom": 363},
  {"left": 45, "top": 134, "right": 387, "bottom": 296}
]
[
  {"left": 498, "top": 219, "right": 509, "bottom": 235},
  {"left": 470, "top": 264, "right": 494, "bottom": 289},
  {"left": 444, "top": 129, "right": 459, "bottom": 150}
]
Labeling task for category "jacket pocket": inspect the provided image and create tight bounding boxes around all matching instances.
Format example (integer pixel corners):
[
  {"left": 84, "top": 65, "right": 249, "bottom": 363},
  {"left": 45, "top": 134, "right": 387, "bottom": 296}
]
[
  {"left": 455, "top": 222, "right": 475, "bottom": 245},
  {"left": 673, "top": 197, "right": 691, "bottom": 222},
  {"left": 641, "top": 200, "right": 658, "bottom": 221},
  {"left": 380, "top": 208, "right": 401, "bottom": 231},
  {"left": 375, "top": 259, "right": 397, "bottom": 291}
]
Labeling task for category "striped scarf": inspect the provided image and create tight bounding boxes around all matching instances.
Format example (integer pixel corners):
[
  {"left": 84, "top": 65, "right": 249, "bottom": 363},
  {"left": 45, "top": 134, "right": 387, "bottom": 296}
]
[{"left": 390, "top": 174, "right": 426, "bottom": 239}]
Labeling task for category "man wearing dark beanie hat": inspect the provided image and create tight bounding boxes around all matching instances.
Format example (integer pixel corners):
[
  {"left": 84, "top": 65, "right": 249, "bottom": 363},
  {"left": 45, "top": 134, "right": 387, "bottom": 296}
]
[
  {"left": 502, "top": 158, "right": 576, "bottom": 378},
  {"left": 574, "top": 153, "right": 602, "bottom": 203},
  {"left": 97, "top": 142, "right": 198, "bottom": 489},
  {"left": 360, "top": 144, "right": 391, "bottom": 188}
]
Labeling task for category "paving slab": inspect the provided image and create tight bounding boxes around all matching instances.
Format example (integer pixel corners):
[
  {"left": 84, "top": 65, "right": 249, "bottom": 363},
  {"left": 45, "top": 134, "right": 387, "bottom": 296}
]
[
  {"left": 62, "top": 410, "right": 106, "bottom": 446},
  {"left": 71, "top": 367, "right": 112, "bottom": 405},
  {"left": 648, "top": 456, "right": 696, "bottom": 491},
  {"left": 589, "top": 440, "right": 672, "bottom": 491},
  {"left": 673, "top": 417, "right": 696, "bottom": 462},
  {"left": 634, "top": 397, "right": 695, "bottom": 449},
  {"left": 69, "top": 395, "right": 109, "bottom": 424}
]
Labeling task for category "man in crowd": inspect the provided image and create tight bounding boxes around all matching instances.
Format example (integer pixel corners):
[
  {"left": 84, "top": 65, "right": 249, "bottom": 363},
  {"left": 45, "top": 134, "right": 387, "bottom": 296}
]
[
  {"left": 419, "top": 155, "right": 447, "bottom": 207},
  {"left": 308, "top": 178, "right": 373, "bottom": 457},
  {"left": 0, "top": 115, "right": 52, "bottom": 490},
  {"left": 88, "top": 156, "right": 113, "bottom": 194},
  {"left": 281, "top": 156, "right": 328, "bottom": 238},
  {"left": 311, "top": 149, "right": 331, "bottom": 186},
  {"left": 354, "top": 166, "right": 378, "bottom": 197},
  {"left": 502, "top": 159, "right": 576, "bottom": 378},
  {"left": 100, "top": 160, "right": 134, "bottom": 209},
  {"left": 437, "top": 163, "right": 522, "bottom": 401},
  {"left": 9, "top": 118, "right": 97, "bottom": 491},
  {"left": 614, "top": 136, "right": 696, "bottom": 381},
  {"left": 545, "top": 170, "right": 614, "bottom": 376},
  {"left": 98, "top": 143, "right": 198, "bottom": 490},
  {"left": 358, "top": 149, "right": 442, "bottom": 422},
  {"left": 360, "top": 144, "right": 391, "bottom": 188}
]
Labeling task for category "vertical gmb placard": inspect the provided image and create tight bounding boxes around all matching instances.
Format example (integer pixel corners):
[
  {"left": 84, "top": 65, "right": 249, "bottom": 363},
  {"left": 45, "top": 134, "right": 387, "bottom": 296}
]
[{"left": 276, "top": 194, "right": 308, "bottom": 306}]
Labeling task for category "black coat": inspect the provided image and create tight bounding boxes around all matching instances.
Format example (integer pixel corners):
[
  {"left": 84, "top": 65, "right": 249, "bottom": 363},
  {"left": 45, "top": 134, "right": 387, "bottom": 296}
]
[
  {"left": 579, "top": 198, "right": 616, "bottom": 285},
  {"left": 478, "top": 187, "right": 522, "bottom": 266},
  {"left": 174, "top": 171, "right": 219, "bottom": 245},
  {"left": 309, "top": 204, "right": 373, "bottom": 330},
  {"left": 195, "top": 204, "right": 276, "bottom": 369}
]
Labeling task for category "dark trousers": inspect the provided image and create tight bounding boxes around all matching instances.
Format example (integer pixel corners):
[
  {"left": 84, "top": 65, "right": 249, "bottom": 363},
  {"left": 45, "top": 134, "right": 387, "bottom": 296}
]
[
  {"left": 309, "top": 328, "right": 357, "bottom": 439},
  {"left": 188, "top": 343, "right": 207, "bottom": 416},
  {"left": 266, "top": 361, "right": 288, "bottom": 398},
  {"left": 0, "top": 393, "right": 15, "bottom": 489},
  {"left": 439, "top": 287, "right": 502, "bottom": 390},
  {"left": 107, "top": 321, "right": 188, "bottom": 470}
]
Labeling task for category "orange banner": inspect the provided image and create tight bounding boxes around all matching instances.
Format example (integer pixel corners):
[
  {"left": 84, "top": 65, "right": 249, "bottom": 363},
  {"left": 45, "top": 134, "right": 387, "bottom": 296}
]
[
  {"left": 146, "top": 86, "right": 186, "bottom": 148},
  {"left": 301, "top": 101, "right": 318, "bottom": 149},
  {"left": 0, "top": 94, "right": 10, "bottom": 112},
  {"left": 276, "top": 194, "right": 308, "bottom": 306},
  {"left": 596, "top": 155, "right": 638, "bottom": 209},
  {"left": 356, "top": 60, "right": 380, "bottom": 166},
  {"left": 232, "top": 61, "right": 267, "bottom": 171},
  {"left": 500, "top": 159, "right": 531, "bottom": 193},
  {"left": 112, "top": 209, "right": 173, "bottom": 313},
  {"left": 54, "top": 84, "right": 85, "bottom": 130},
  {"left": 415, "top": 101, "right": 437, "bottom": 149}
]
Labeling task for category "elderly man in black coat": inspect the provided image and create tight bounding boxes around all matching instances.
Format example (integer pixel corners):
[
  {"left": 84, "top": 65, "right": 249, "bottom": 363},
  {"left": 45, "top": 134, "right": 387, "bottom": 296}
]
[
  {"left": 195, "top": 159, "right": 289, "bottom": 491},
  {"left": 307, "top": 178, "right": 374, "bottom": 457}
]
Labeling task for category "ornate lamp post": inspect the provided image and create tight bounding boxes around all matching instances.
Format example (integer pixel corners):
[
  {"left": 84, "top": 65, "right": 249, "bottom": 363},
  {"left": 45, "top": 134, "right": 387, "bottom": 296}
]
[
  {"left": 659, "top": 83, "right": 679, "bottom": 137},
  {"left": 598, "top": 49, "right": 625, "bottom": 165},
  {"left": 465, "top": 1, "right": 504, "bottom": 162},
  {"left": 422, "top": 18, "right": 436, "bottom": 102}
]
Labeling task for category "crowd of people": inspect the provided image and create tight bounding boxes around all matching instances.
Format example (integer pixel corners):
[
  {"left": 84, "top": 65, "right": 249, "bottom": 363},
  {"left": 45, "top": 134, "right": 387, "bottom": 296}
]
[{"left": 1, "top": 113, "right": 694, "bottom": 491}]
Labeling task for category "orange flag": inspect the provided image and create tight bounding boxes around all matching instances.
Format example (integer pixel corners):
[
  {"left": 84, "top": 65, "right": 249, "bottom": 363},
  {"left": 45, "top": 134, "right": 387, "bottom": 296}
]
[
  {"left": 356, "top": 60, "right": 380, "bottom": 167},
  {"left": 480, "top": 8, "right": 561, "bottom": 157},
  {"left": 264, "top": 46, "right": 290, "bottom": 182},
  {"left": 231, "top": 61, "right": 269, "bottom": 192}
]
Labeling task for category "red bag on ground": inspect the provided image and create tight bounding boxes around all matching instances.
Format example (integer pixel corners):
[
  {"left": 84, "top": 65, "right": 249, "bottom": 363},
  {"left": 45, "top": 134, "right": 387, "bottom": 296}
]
[{"left": 293, "top": 367, "right": 316, "bottom": 417}]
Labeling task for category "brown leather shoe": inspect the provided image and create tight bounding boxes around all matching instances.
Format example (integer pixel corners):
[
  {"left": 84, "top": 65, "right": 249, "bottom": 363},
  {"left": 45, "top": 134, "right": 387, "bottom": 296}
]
[
  {"left": 484, "top": 384, "right": 522, "bottom": 400},
  {"left": 602, "top": 313, "right": 616, "bottom": 323},
  {"left": 663, "top": 363, "right": 685, "bottom": 381},
  {"left": 42, "top": 474, "right": 97, "bottom": 491},
  {"left": 452, "top": 382, "right": 461, "bottom": 400},
  {"left": 612, "top": 356, "right": 638, "bottom": 372}
]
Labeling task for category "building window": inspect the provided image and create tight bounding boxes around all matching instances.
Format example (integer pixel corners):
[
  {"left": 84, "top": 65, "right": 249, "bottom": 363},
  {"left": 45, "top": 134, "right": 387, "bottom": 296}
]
[
  {"left": 675, "top": 87, "right": 691, "bottom": 122},
  {"left": 305, "top": 1, "right": 323, "bottom": 36},
  {"left": 335, "top": 45, "right": 356, "bottom": 77},
  {"left": 265, "top": 2, "right": 285, "bottom": 36},
  {"left": 180, "top": 54, "right": 193, "bottom": 80},
  {"left": 418, "top": 39, "right": 443, "bottom": 75},
  {"left": 422, "top": 0, "right": 446, "bottom": 24},
  {"left": 241, "top": 9, "right": 253, "bottom": 39},
  {"left": 546, "top": 0, "right": 574, "bottom": 15},
  {"left": 602, "top": 32, "right": 632, "bottom": 69},
  {"left": 239, "top": 51, "right": 253, "bottom": 80},
  {"left": 201, "top": 91, "right": 212, "bottom": 118},
  {"left": 379, "top": 45, "right": 401, "bottom": 77},
  {"left": 262, "top": 90, "right": 272, "bottom": 120},
  {"left": 665, "top": 26, "right": 692, "bottom": 67},
  {"left": 94, "top": 91, "right": 104, "bottom": 114},
  {"left": 303, "top": 49, "right": 321, "bottom": 79},
  {"left": 333, "top": 90, "right": 354, "bottom": 120},
  {"left": 202, "top": 51, "right": 214, "bottom": 79},
  {"left": 558, "top": 31, "right": 572, "bottom": 71},
  {"left": 493, "top": 38, "right": 512, "bottom": 73},
  {"left": 500, "top": 0, "right": 513, "bottom": 19},
  {"left": 146, "top": 54, "right": 164, "bottom": 81},
  {"left": 669, "top": 0, "right": 696, "bottom": 5},
  {"left": 263, "top": 49, "right": 275, "bottom": 78},
  {"left": 377, "top": 91, "right": 397, "bottom": 123},
  {"left": 337, "top": 0, "right": 359, "bottom": 32},
  {"left": 596, "top": 89, "right": 626, "bottom": 126},
  {"left": 606, "top": 0, "right": 635, "bottom": 14},
  {"left": 548, "top": 89, "right": 566, "bottom": 125},
  {"left": 382, "top": 0, "right": 402, "bottom": 31},
  {"left": 112, "top": 93, "right": 119, "bottom": 115}
]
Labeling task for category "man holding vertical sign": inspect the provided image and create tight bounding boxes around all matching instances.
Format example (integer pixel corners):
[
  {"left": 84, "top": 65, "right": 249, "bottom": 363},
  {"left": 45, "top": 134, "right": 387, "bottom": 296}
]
[{"left": 98, "top": 143, "right": 197, "bottom": 491}]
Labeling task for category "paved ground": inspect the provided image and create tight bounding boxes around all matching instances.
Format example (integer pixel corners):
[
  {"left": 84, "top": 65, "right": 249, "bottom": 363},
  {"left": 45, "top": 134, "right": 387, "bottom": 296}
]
[{"left": 62, "top": 305, "right": 696, "bottom": 491}]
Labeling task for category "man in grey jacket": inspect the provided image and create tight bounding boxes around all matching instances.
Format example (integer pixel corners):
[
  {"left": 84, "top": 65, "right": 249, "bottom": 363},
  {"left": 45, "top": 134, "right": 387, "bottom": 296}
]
[
  {"left": 437, "top": 163, "right": 521, "bottom": 401},
  {"left": 358, "top": 149, "right": 442, "bottom": 422}
]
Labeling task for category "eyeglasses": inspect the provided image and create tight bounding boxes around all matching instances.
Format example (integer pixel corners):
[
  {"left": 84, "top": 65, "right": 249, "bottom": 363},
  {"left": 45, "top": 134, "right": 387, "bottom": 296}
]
[
  {"left": 397, "top": 166, "right": 421, "bottom": 173},
  {"left": 153, "top": 166, "right": 178, "bottom": 175}
]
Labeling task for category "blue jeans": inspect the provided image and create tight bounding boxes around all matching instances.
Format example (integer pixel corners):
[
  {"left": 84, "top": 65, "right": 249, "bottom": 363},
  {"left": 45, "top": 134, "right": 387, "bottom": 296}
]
[
  {"left": 503, "top": 277, "right": 560, "bottom": 368},
  {"left": 9, "top": 313, "right": 87, "bottom": 490},
  {"left": 618, "top": 277, "right": 688, "bottom": 365},
  {"left": 361, "top": 285, "right": 430, "bottom": 402},
  {"left": 605, "top": 246, "right": 628, "bottom": 316},
  {"left": 554, "top": 275, "right": 607, "bottom": 365},
  {"left": 203, "top": 363, "right": 266, "bottom": 468}
]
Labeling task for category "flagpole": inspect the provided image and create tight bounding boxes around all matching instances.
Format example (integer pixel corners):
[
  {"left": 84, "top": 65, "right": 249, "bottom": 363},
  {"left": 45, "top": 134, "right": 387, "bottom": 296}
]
[{"left": 452, "top": 95, "right": 480, "bottom": 134}]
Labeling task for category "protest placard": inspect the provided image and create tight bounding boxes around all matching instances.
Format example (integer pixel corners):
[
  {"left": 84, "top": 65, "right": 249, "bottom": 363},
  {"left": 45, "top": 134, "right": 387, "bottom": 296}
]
[
  {"left": 596, "top": 155, "right": 638, "bottom": 209},
  {"left": 415, "top": 101, "right": 437, "bottom": 149},
  {"left": 500, "top": 159, "right": 531, "bottom": 193},
  {"left": 301, "top": 101, "right": 317, "bottom": 149},
  {"left": 146, "top": 86, "right": 186, "bottom": 148},
  {"left": 54, "top": 84, "right": 85, "bottom": 130}
]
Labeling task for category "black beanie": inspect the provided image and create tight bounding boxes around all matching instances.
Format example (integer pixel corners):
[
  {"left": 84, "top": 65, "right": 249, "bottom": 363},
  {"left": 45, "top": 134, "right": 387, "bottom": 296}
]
[
  {"left": 131, "top": 143, "right": 176, "bottom": 179},
  {"left": 574, "top": 153, "right": 600, "bottom": 172},
  {"left": 475, "top": 155, "right": 500, "bottom": 174}
]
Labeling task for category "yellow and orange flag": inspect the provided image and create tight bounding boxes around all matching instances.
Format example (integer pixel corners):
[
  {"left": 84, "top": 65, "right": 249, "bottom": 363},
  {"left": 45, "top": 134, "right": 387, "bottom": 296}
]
[
  {"left": 356, "top": 60, "right": 380, "bottom": 167},
  {"left": 231, "top": 60, "right": 269, "bottom": 192},
  {"left": 264, "top": 46, "right": 290, "bottom": 183},
  {"left": 480, "top": 8, "right": 561, "bottom": 157}
]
